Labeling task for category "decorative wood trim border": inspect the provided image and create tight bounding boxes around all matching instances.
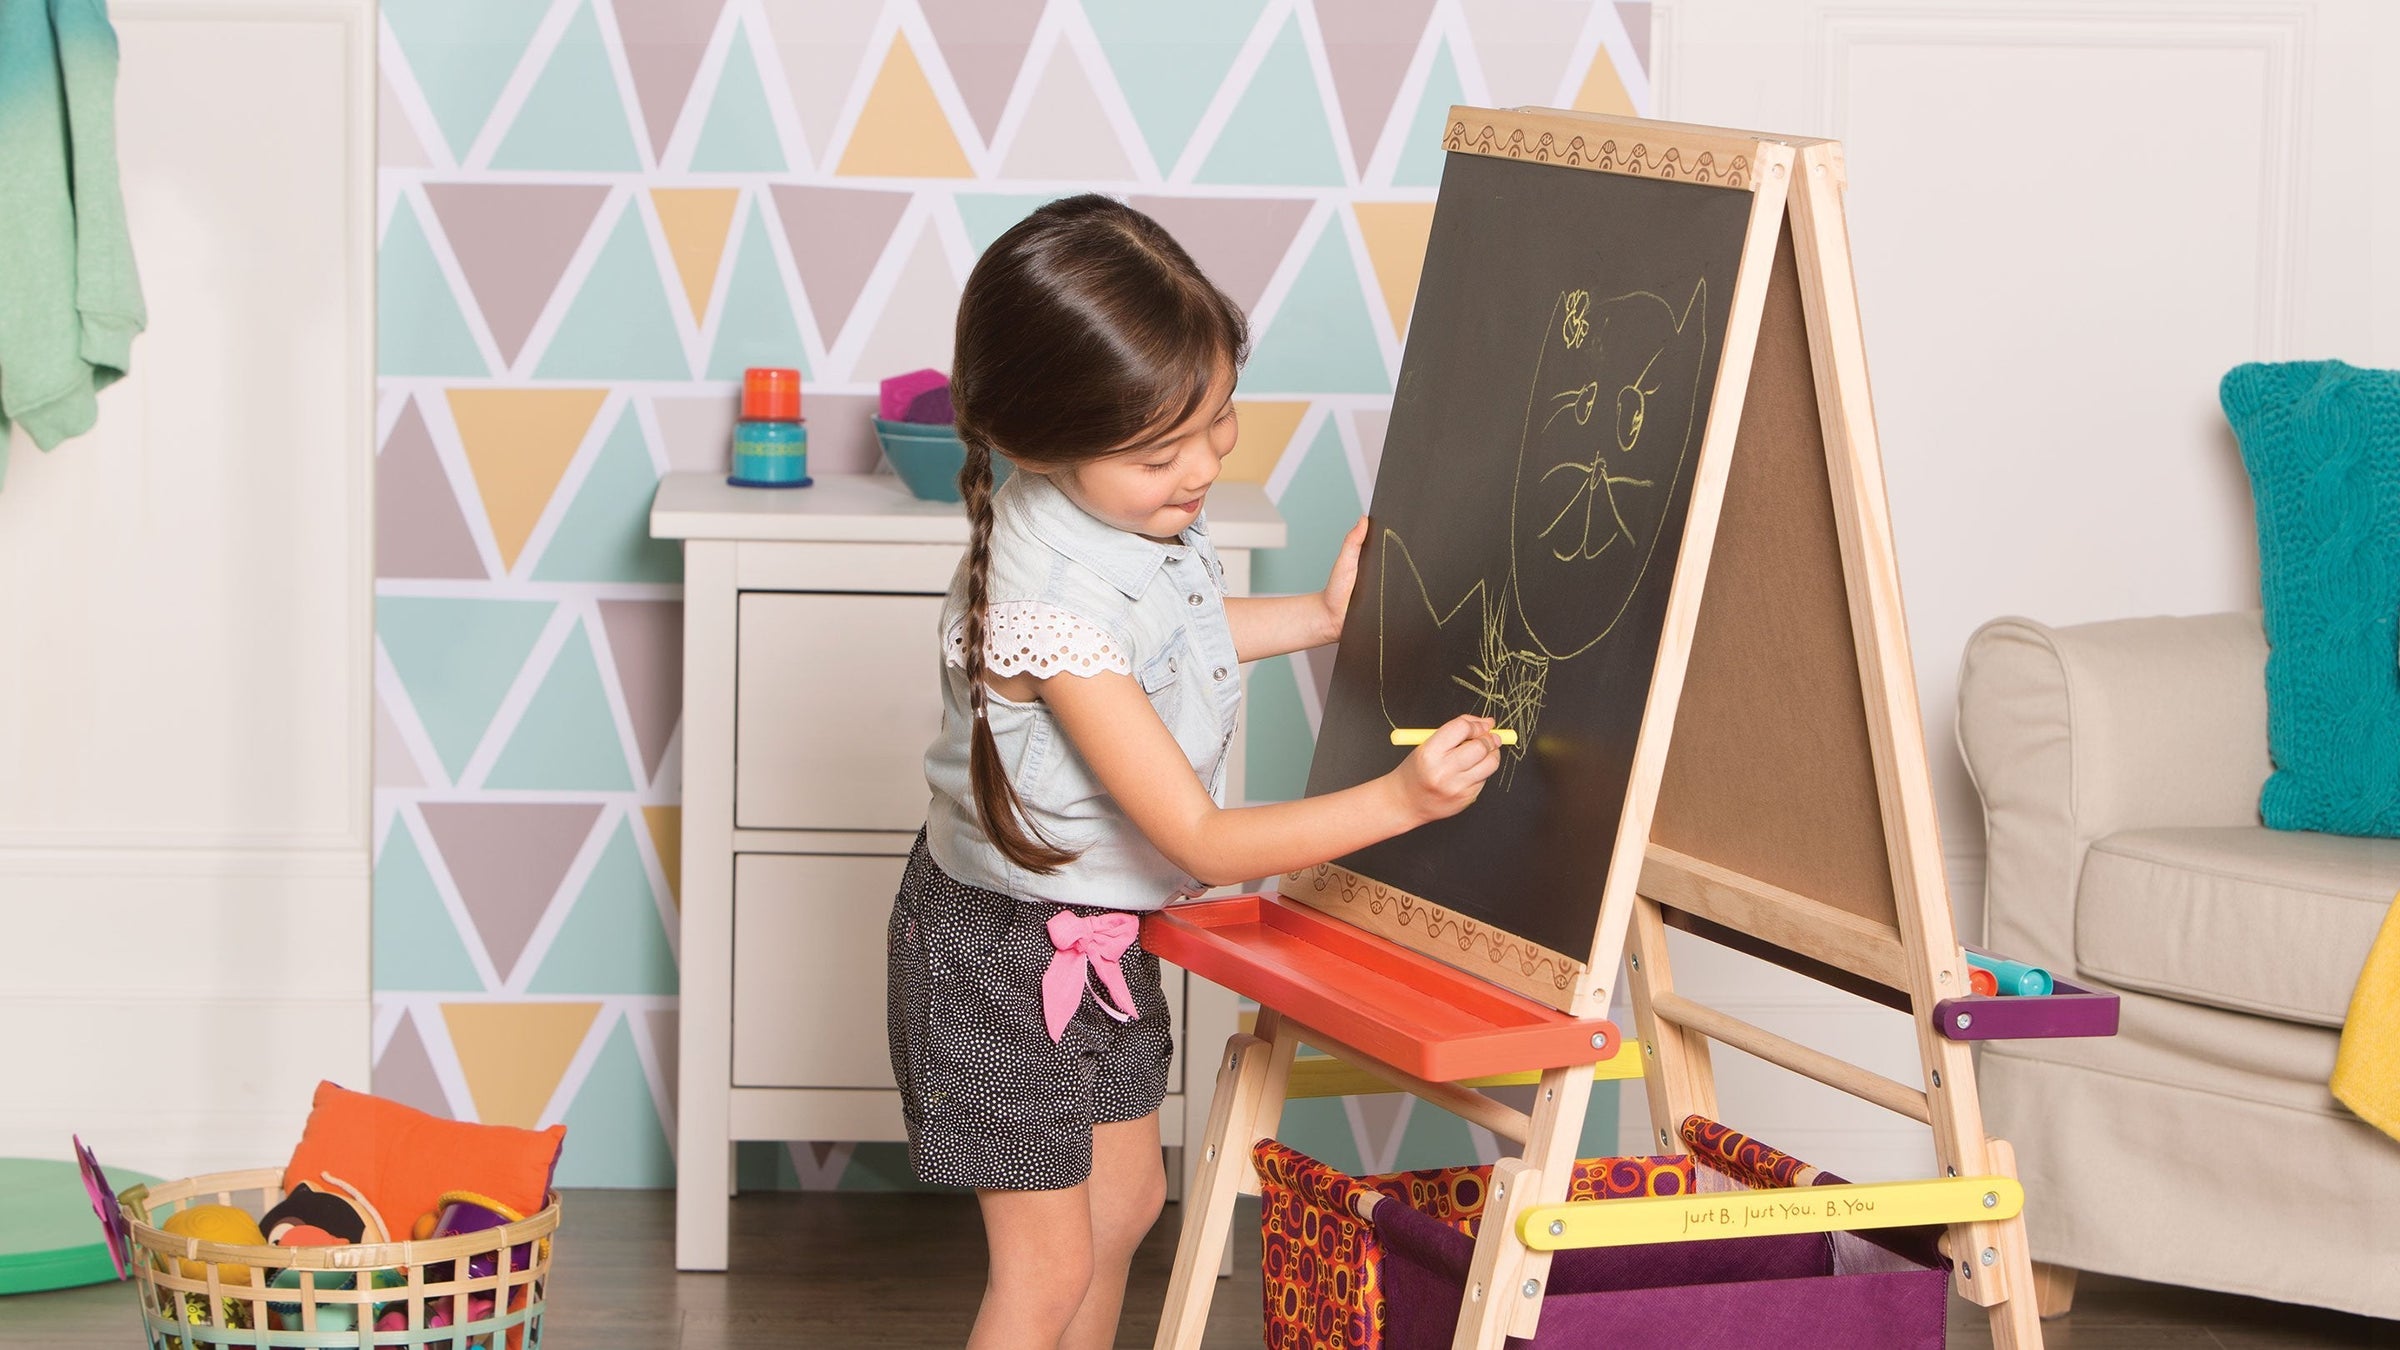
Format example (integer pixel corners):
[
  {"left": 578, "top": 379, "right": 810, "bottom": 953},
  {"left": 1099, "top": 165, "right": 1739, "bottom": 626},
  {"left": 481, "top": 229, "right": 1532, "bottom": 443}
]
[
  {"left": 1281, "top": 863, "right": 1588, "bottom": 1012},
  {"left": 1442, "top": 105, "right": 1774, "bottom": 191}
]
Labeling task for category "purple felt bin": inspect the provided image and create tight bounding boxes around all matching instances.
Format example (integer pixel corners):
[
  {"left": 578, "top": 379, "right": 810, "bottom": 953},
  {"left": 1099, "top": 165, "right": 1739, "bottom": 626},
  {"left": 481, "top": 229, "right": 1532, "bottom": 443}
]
[
  {"left": 1378, "top": 1200, "right": 1947, "bottom": 1350},
  {"left": 1259, "top": 1121, "right": 1952, "bottom": 1350}
]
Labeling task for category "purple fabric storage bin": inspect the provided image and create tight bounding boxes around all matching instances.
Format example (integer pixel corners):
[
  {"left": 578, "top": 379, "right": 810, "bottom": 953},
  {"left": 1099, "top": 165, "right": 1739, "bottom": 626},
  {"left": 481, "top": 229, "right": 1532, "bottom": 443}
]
[
  {"left": 1256, "top": 1119, "right": 1952, "bottom": 1349},
  {"left": 1374, "top": 1196, "right": 1949, "bottom": 1349}
]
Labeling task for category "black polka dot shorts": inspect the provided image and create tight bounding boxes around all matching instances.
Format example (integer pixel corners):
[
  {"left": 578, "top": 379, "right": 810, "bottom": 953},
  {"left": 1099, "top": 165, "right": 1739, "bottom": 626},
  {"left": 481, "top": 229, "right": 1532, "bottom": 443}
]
[{"left": 885, "top": 833, "right": 1175, "bottom": 1191}]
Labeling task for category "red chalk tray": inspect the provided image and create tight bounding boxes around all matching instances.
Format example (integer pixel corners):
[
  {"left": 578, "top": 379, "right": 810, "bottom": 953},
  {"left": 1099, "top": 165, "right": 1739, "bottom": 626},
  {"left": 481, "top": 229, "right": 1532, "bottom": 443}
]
[{"left": 1143, "top": 893, "right": 1618, "bottom": 1083}]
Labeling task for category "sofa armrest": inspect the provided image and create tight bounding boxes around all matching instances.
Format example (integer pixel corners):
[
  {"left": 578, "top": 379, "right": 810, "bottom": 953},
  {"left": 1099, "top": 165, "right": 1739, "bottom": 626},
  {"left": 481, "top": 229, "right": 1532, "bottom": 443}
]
[{"left": 1955, "top": 612, "right": 2271, "bottom": 973}]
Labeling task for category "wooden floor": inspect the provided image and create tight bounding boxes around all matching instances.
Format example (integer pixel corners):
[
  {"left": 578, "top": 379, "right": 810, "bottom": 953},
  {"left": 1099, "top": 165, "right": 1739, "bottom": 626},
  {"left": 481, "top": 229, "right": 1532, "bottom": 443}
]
[{"left": 8, "top": 1188, "right": 2392, "bottom": 1347}]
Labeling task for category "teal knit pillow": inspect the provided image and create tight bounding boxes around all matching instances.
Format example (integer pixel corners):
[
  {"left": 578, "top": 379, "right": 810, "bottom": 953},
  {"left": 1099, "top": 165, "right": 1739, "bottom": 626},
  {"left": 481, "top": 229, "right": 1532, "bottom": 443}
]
[{"left": 2220, "top": 360, "right": 2400, "bottom": 836}]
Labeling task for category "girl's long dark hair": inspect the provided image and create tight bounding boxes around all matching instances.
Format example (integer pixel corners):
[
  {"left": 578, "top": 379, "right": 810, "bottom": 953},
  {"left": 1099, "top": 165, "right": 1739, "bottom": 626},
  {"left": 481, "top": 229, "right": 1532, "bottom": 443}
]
[{"left": 950, "top": 194, "right": 1249, "bottom": 874}]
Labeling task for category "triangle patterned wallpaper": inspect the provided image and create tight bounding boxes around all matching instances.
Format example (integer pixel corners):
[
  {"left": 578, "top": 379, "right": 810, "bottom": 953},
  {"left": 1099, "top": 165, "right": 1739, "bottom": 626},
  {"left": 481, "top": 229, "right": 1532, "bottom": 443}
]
[{"left": 374, "top": 0, "right": 1650, "bottom": 1188}]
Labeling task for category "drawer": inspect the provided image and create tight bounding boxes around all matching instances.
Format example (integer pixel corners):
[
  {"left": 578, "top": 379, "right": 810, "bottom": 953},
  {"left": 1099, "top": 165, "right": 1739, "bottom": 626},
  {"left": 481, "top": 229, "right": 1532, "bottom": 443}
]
[
  {"left": 731, "top": 852, "right": 1188, "bottom": 1094},
  {"left": 737, "top": 591, "right": 945, "bottom": 831},
  {"left": 733, "top": 852, "right": 909, "bottom": 1088}
]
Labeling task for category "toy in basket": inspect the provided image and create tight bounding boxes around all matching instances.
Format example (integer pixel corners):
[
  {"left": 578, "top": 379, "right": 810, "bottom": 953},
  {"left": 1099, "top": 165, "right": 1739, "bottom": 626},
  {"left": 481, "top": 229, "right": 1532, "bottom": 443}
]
[
  {"left": 117, "top": 1167, "right": 560, "bottom": 1349},
  {"left": 77, "top": 1084, "right": 569, "bottom": 1349},
  {"left": 1258, "top": 1116, "right": 1963, "bottom": 1350}
]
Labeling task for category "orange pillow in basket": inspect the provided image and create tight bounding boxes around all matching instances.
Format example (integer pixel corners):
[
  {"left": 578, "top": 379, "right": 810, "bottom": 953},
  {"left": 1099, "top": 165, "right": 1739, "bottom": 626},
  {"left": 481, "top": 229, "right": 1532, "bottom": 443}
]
[{"left": 281, "top": 1082, "right": 565, "bottom": 1242}]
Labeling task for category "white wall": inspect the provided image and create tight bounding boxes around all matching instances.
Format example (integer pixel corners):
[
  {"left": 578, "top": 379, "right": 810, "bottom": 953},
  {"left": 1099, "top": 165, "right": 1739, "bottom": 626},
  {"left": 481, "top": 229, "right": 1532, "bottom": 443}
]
[
  {"left": 0, "top": 0, "right": 376, "bottom": 1177},
  {"left": 1621, "top": 0, "right": 2397, "bottom": 1178}
]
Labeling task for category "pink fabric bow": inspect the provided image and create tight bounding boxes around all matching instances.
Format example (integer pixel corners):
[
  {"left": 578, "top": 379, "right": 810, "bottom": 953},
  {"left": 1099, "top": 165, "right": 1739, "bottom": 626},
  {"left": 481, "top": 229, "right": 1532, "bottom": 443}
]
[{"left": 1042, "top": 911, "right": 1141, "bottom": 1042}]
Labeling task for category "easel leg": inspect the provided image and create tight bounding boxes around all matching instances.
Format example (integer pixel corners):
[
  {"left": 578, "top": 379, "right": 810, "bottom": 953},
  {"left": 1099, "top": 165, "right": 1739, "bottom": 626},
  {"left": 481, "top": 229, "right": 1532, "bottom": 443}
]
[
  {"left": 1504, "top": 1064, "right": 1594, "bottom": 1341},
  {"left": 1908, "top": 1018, "right": 2047, "bottom": 1345},
  {"left": 1452, "top": 1056, "right": 1600, "bottom": 1349},
  {"left": 1153, "top": 1011, "right": 1296, "bottom": 1350},
  {"left": 1626, "top": 896, "right": 1718, "bottom": 1151},
  {"left": 1454, "top": 1158, "right": 1545, "bottom": 1350},
  {"left": 1981, "top": 1137, "right": 2045, "bottom": 1347}
]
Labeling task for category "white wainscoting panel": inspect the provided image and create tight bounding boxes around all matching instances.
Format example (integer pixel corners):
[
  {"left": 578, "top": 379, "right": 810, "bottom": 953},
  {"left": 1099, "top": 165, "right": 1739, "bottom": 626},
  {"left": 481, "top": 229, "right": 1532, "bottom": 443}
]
[
  {"left": 0, "top": 0, "right": 376, "bottom": 1177},
  {"left": 1643, "top": 0, "right": 2391, "bottom": 1171}
]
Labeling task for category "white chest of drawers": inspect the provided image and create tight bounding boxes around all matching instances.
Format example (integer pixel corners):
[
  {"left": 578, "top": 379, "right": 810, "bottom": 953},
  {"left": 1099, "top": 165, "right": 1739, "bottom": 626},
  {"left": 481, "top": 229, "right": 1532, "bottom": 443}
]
[{"left": 651, "top": 471, "right": 1283, "bottom": 1271}]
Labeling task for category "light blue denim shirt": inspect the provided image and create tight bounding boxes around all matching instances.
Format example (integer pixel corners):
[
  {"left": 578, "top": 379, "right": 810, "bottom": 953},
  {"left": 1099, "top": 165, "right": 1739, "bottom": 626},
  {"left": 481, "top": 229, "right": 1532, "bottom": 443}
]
[{"left": 924, "top": 470, "right": 1241, "bottom": 911}]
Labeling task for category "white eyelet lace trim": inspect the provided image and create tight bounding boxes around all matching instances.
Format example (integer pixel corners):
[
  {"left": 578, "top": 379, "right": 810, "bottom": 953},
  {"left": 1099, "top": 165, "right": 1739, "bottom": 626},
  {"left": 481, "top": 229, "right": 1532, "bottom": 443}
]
[{"left": 945, "top": 601, "right": 1132, "bottom": 677}]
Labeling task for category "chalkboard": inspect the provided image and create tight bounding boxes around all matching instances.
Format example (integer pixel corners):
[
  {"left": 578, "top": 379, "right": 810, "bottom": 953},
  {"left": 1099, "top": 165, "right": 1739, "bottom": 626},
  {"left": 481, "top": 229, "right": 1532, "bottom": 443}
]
[{"left": 1303, "top": 145, "right": 1757, "bottom": 965}]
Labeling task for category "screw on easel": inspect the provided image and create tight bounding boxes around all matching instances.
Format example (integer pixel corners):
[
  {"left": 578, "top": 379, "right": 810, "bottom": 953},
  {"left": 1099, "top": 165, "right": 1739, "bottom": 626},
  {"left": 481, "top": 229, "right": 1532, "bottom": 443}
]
[
  {"left": 1644, "top": 1042, "right": 1655, "bottom": 1057},
  {"left": 1470, "top": 1283, "right": 1485, "bottom": 1302},
  {"left": 1548, "top": 1220, "right": 1565, "bottom": 1236},
  {"left": 1954, "top": 1012, "right": 1973, "bottom": 1031},
  {"left": 1980, "top": 1248, "right": 1998, "bottom": 1267},
  {"left": 1659, "top": 1129, "right": 1672, "bottom": 1149},
  {"left": 1629, "top": 954, "right": 1640, "bottom": 970},
  {"left": 1521, "top": 1279, "right": 1540, "bottom": 1298},
  {"left": 1960, "top": 1262, "right": 1972, "bottom": 1279},
  {"left": 1204, "top": 1146, "right": 1216, "bottom": 1161},
  {"left": 1983, "top": 1192, "right": 1999, "bottom": 1209},
  {"left": 1590, "top": 1033, "right": 1606, "bottom": 1049},
  {"left": 1930, "top": 1070, "right": 1942, "bottom": 1088}
]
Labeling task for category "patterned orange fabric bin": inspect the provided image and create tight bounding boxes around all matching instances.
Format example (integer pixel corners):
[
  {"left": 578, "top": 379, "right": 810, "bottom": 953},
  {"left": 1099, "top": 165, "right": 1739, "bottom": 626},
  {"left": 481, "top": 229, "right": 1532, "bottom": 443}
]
[
  {"left": 1256, "top": 1117, "right": 1941, "bottom": 1350},
  {"left": 1257, "top": 1143, "right": 1693, "bottom": 1348}
]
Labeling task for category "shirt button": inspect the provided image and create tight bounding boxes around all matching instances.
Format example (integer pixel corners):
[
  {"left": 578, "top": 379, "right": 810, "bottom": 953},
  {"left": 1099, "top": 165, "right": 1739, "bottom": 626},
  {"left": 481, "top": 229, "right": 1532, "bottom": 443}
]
[
  {"left": 1187, "top": 594, "right": 1202, "bottom": 606},
  {"left": 1213, "top": 667, "right": 1227, "bottom": 681}
]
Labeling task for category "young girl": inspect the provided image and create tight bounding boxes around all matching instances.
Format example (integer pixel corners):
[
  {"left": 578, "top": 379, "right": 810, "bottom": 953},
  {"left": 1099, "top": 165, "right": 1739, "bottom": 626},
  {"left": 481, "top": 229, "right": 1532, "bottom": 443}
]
[{"left": 888, "top": 194, "right": 1502, "bottom": 1349}]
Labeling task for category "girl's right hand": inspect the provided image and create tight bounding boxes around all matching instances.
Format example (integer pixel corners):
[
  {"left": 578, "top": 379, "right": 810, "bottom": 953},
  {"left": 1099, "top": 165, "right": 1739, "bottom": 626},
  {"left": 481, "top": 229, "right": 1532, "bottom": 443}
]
[{"left": 1392, "top": 715, "right": 1503, "bottom": 824}]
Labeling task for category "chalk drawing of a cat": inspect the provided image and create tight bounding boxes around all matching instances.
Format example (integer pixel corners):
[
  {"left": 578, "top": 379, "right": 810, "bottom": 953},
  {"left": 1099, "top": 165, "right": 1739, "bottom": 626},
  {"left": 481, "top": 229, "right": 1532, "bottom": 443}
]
[{"left": 1376, "top": 280, "right": 1712, "bottom": 781}]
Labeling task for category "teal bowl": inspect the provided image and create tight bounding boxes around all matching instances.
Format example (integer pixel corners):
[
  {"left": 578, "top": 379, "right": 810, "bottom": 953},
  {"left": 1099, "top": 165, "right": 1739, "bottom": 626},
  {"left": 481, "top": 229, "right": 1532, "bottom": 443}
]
[
  {"left": 872, "top": 416, "right": 960, "bottom": 439},
  {"left": 872, "top": 421, "right": 1010, "bottom": 503}
]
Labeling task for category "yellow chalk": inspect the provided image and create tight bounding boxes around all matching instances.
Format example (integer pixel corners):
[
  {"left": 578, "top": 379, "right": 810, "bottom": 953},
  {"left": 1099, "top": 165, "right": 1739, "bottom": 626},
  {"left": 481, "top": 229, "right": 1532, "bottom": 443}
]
[{"left": 1389, "top": 727, "right": 1517, "bottom": 746}]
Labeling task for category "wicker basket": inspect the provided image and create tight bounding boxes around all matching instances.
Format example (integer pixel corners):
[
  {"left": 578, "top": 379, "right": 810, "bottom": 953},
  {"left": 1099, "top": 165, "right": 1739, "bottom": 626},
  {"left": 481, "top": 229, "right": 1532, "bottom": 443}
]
[{"left": 117, "top": 1168, "right": 558, "bottom": 1349}]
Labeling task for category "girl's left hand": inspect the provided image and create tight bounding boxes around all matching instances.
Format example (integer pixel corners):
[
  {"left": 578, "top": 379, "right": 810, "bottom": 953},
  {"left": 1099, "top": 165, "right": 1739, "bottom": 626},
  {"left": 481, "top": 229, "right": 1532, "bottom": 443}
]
[{"left": 1319, "top": 516, "right": 1369, "bottom": 644}]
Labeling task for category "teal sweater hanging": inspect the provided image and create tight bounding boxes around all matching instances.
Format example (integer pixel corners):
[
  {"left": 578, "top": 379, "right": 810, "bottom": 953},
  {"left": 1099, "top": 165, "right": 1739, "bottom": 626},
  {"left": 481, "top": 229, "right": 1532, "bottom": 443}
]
[{"left": 0, "top": 0, "right": 146, "bottom": 483}]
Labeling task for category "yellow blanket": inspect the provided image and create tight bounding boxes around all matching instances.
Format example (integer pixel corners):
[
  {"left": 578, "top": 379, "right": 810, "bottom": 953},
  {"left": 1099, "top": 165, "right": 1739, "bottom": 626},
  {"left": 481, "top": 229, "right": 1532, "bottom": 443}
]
[{"left": 2331, "top": 889, "right": 2400, "bottom": 1142}]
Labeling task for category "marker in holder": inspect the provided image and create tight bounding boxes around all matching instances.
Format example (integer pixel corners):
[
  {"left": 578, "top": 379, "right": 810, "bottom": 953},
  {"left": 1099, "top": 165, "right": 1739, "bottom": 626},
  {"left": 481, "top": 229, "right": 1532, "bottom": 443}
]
[
  {"left": 1964, "top": 950, "right": 2052, "bottom": 997},
  {"left": 729, "top": 367, "right": 811, "bottom": 488}
]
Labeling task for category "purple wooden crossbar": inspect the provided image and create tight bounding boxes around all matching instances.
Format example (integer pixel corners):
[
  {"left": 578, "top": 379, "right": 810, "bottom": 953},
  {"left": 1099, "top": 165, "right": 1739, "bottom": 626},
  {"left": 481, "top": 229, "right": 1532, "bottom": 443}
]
[{"left": 1933, "top": 966, "right": 2119, "bottom": 1042}]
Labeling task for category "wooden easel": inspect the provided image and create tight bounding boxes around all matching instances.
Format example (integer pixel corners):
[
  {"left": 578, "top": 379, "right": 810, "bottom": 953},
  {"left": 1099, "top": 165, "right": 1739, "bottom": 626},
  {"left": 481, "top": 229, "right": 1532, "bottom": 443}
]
[{"left": 1146, "top": 108, "right": 2057, "bottom": 1349}]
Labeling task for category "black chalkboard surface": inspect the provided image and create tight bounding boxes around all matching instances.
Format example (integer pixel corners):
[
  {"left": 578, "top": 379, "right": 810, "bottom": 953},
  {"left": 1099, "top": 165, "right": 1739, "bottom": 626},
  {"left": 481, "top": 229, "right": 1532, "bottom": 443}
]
[{"left": 1305, "top": 147, "right": 1754, "bottom": 962}]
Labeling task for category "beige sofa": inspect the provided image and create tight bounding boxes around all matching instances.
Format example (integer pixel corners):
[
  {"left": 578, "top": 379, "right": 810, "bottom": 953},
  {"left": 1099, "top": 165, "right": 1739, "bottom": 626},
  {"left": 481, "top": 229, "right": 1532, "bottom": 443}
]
[{"left": 1956, "top": 611, "right": 2400, "bottom": 1319}]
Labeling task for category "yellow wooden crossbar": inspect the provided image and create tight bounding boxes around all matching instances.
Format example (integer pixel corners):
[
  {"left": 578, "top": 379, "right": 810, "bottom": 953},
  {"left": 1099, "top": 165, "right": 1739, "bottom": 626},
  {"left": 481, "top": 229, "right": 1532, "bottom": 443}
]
[
  {"left": 1519, "top": 1176, "right": 2023, "bottom": 1251},
  {"left": 1282, "top": 1050, "right": 1643, "bottom": 1101}
]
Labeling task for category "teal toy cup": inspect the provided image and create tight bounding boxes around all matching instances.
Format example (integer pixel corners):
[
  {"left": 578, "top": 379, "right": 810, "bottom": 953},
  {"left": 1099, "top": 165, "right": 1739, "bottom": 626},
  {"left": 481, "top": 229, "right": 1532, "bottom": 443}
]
[{"left": 730, "top": 419, "right": 810, "bottom": 488}]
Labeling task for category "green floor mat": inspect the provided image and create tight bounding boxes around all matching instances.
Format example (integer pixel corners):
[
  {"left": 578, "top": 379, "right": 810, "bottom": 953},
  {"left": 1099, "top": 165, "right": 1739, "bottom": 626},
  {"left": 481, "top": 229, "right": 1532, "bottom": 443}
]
[{"left": 0, "top": 1156, "right": 161, "bottom": 1295}]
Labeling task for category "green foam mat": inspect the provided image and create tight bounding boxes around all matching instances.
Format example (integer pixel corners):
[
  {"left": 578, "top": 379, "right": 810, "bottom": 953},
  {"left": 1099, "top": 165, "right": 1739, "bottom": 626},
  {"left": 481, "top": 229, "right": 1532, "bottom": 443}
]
[{"left": 0, "top": 1156, "right": 160, "bottom": 1296}]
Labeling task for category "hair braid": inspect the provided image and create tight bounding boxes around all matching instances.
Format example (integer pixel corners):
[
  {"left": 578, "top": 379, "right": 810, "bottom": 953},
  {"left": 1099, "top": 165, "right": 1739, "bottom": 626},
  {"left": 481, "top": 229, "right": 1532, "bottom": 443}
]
[{"left": 959, "top": 442, "right": 1077, "bottom": 874}]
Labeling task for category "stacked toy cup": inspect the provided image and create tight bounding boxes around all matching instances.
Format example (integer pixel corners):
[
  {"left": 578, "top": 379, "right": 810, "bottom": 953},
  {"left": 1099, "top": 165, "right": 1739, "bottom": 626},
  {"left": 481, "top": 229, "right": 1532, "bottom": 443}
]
[{"left": 729, "top": 367, "right": 810, "bottom": 488}]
